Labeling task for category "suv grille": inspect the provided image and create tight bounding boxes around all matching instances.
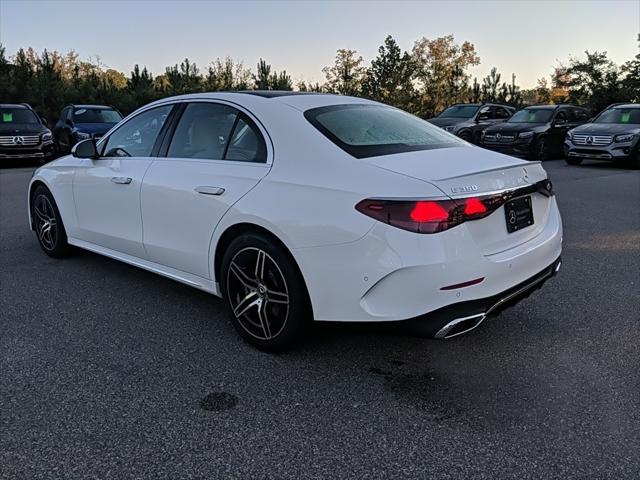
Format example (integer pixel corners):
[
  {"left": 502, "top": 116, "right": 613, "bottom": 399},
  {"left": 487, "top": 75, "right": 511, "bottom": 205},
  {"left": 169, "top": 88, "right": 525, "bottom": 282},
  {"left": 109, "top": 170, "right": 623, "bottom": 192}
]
[
  {"left": 483, "top": 134, "right": 515, "bottom": 144},
  {"left": 0, "top": 135, "right": 41, "bottom": 147},
  {"left": 572, "top": 134, "right": 613, "bottom": 146}
]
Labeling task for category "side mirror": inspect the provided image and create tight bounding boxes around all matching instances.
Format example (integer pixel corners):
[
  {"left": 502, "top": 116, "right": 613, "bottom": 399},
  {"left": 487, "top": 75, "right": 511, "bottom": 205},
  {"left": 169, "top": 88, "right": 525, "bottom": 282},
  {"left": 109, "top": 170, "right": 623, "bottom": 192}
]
[
  {"left": 72, "top": 138, "right": 98, "bottom": 159},
  {"left": 554, "top": 118, "right": 567, "bottom": 126}
]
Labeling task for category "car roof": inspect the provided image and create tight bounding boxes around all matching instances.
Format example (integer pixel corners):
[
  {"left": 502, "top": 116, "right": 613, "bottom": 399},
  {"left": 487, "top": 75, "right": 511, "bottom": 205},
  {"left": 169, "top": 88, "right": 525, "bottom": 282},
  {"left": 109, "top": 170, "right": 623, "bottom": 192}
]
[
  {"left": 142, "top": 91, "right": 376, "bottom": 113},
  {"left": 611, "top": 103, "right": 639, "bottom": 109},
  {"left": 0, "top": 104, "right": 31, "bottom": 109},
  {"left": 70, "top": 105, "right": 113, "bottom": 109}
]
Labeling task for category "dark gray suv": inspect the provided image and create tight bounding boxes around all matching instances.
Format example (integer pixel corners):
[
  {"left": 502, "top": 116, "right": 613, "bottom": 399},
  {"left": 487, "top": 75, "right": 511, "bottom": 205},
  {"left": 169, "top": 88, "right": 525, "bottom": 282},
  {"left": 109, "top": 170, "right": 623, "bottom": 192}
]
[
  {"left": 564, "top": 104, "right": 640, "bottom": 168},
  {"left": 427, "top": 103, "right": 515, "bottom": 144}
]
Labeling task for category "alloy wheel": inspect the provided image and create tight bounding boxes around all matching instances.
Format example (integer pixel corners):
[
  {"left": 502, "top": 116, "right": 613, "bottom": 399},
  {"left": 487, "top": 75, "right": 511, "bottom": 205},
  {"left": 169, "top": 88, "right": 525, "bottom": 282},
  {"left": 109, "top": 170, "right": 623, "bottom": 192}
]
[
  {"left": 33, "top": 195, "right": 58, "bottom": 251},
  {"left": 226, "top": 247, "right": 290, "bottom": 340}
]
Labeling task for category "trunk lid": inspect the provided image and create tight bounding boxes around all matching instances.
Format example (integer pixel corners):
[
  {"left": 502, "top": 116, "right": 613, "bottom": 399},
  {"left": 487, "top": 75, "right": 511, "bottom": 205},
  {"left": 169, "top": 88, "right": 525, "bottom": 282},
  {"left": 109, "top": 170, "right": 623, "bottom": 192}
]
[{"left": 366, "top": 146, "right": 552, "bottom": 255}]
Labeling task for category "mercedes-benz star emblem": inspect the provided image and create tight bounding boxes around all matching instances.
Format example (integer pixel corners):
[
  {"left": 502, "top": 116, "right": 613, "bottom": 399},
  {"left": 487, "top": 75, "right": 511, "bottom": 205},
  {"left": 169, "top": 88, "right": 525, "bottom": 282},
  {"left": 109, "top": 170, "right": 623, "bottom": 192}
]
[
  {"left": 12, "top": 136, "right": 24, "bottom": 145},
  {"left": 586, "top": 136, "right": 594, "bottom": 144},
  {"left": 496, "top": 133, "right": 502, "bottom": 140}
]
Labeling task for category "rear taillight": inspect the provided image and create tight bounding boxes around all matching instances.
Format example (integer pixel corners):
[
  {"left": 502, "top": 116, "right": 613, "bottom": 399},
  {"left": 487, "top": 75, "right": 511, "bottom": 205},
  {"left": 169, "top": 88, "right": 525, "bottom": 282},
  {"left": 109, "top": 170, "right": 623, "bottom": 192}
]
[
  {"left": 356, "top": 179, "right": 553, "bottom": 234},
  {"left": 356, "top": 196, "right": 494, "bottom": 234}
]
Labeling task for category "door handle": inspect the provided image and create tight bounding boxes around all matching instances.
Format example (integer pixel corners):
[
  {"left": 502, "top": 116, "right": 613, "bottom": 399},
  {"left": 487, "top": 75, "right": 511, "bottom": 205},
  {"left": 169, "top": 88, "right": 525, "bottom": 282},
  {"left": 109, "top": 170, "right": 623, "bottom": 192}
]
[
  {"left": 195, "top": 186, "right": 225, "bottom": 196},
  {"left": 111, "top": 177, "right": 132, "bottom": 185}
]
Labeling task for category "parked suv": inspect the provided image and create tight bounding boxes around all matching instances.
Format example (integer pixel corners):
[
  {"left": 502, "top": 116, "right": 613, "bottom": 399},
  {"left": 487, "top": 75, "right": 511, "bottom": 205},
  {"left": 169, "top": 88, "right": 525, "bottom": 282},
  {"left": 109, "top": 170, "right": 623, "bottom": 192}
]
[
  {"left": 53, "top": 105, "right": 123, "bottom": 153},
  {"left": 481, "top": 105, "right": 590, "bottom": 160},
  {"left": 427, "top": 103, "right": 515, "bottom": 143},
  {"left": 0, "top": 104, "right": 55, "bottom": 163},
  {"left": 564, "top": 104, "right": 639, "bottom": 168}
]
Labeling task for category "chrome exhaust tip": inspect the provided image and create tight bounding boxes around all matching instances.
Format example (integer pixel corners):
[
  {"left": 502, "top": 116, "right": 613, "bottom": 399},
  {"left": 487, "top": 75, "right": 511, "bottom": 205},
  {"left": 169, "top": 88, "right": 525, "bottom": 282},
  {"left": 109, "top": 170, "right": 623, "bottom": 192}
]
[{"left": 434, "top": 313, "right": 486, "bottom": 339}]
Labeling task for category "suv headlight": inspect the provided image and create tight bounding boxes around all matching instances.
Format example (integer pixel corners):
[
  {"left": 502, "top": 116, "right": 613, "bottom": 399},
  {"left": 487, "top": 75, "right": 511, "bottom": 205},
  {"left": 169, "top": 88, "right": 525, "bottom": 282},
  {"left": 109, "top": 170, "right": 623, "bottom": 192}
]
[
  {"left": 75, "top": 131, "right": 91, "bottom": 140},
  {"left": 444, "top": 126, "right": 456, "bottom": 132},
  {"left": 41, "top": 130, "right": 52, "bottom": 142},
  {"left": 614, "top": 133, "right": 635, "bottom": 143},
  {"left": 518, "top": 131, "right": 534, "bottom": 139}
]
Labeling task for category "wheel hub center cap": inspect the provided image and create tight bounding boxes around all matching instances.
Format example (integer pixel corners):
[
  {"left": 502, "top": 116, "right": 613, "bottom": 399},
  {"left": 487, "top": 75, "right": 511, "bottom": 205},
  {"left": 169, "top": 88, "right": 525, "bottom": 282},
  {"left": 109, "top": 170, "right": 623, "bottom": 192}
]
[{"left": 257, "top": 284, "right": 267, "bottom": 296}]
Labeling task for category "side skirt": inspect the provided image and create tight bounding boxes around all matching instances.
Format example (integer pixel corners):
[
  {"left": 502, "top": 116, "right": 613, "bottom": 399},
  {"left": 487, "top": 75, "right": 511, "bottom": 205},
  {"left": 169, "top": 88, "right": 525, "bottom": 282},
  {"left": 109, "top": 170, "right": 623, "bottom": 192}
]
[{"left": 67, "top": 237, "right": 221, "bottom": 296}]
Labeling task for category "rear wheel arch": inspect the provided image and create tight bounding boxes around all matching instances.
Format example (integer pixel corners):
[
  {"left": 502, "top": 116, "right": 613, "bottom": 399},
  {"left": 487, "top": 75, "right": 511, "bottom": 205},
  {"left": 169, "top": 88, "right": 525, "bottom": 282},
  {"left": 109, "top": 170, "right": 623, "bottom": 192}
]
[{"left": 213, "top": 223, "right": 313, "bottom": 313}]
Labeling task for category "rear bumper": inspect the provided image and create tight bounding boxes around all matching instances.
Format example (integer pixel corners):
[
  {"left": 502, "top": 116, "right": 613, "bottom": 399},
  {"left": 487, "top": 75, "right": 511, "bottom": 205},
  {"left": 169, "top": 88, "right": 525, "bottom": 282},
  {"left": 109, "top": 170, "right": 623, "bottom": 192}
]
[{"left": 409, "top": 256, "right": 561, "bottom": 338}]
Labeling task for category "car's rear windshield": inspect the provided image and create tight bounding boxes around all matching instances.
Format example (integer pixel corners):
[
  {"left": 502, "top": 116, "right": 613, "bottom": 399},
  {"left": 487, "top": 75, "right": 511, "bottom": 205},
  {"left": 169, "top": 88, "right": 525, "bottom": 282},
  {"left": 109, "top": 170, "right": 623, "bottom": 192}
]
[
  {"left": 73, "top": 108, "right": 122, "bottom": 123},
  {"left": 508, "top": 109, "right": 554, "bottom": 123},
  {"left": 438, "top": 105, "right": 479, "bottom": 118},
  {"left": 304, "top": 104, "right": 465, "bottom": 159},
  {"left": 594, "top": 108, "right": 640, "bottom": 124},
  {"left": 1, "top": 108, "right": 39, "bottom": 124}
]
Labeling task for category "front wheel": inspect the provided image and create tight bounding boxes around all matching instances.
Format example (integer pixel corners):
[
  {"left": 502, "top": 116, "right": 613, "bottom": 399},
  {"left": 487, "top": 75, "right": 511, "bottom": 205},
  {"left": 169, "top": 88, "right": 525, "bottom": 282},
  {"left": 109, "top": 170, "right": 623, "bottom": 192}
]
[
  {"left": 530, "top": 137, "right": 549, "bottom": 161},
  {"left": 220, "top": 233, "right": 311, "bottom": 351},
  {"left": 458, "top": 130, "right": 472, "bottom": 143},
  {"left": 31, "top": 186, "right": 70, "bottom": 257}
]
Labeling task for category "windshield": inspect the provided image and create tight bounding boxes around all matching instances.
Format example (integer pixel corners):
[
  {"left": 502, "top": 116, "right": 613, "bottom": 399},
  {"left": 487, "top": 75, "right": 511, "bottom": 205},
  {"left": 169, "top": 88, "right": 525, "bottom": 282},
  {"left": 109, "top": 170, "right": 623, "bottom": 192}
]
[
  {"left": 73, "top": 108, "right": 122, "bottom": 123},
  {"left": 438, "top": 105, "right": 479, "bottom": 118},
  {"left": 305, "top": 104, "right": 465, "bottom": 159},
  {"left": 594, "top": 108, "right": 640, "bottom": 124},
  {"left": 508, "top": 109, "right": 553, "bottom": 124},
  {"left": 1, "top": 108, "right": 39, "bottom": 124}
]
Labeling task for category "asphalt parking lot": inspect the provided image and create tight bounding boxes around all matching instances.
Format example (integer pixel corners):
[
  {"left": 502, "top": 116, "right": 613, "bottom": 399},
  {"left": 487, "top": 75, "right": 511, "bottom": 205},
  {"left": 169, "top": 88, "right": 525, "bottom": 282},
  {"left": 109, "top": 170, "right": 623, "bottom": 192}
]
[{"left": 1, "top": 159, "right": 639, "bottom": 479}]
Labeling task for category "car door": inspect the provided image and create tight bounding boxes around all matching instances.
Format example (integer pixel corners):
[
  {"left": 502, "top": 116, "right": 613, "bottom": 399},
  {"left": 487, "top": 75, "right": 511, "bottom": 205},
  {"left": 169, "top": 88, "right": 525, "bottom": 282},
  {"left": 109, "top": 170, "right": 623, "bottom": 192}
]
[
  {"left": 141, "top": 101, "right": 271, "bottom": 278},
  {"left": 72, "top": 104, "right": 174, "bottom": 258},
  {"left": 548, "top": 108, "right": 570, "bottom": 152}
]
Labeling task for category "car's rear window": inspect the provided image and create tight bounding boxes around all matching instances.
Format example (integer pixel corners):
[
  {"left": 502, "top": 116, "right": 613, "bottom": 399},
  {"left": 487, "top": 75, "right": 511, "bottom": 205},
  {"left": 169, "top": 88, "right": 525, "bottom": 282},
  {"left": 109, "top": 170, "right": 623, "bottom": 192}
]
[{"left": 304, "top": 104, "right": 465, "bottom": 158}]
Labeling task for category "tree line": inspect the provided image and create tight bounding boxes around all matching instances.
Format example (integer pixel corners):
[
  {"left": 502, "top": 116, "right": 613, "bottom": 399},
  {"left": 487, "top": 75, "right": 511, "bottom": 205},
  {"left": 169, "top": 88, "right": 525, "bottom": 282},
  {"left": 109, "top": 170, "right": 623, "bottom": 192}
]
[{"left": 1, "top": 35, "right": 638, "bottom": 123}]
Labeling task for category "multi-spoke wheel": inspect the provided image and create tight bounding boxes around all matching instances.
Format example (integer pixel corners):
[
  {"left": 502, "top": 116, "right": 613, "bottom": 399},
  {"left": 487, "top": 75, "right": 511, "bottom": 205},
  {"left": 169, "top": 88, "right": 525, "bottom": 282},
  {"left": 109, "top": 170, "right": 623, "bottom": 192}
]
[
  {"left": 31, "top": 186, "right": 69, "bottom": 257},
  {"left": 221, "top": 234, "right": 310, "bottom": 350}
]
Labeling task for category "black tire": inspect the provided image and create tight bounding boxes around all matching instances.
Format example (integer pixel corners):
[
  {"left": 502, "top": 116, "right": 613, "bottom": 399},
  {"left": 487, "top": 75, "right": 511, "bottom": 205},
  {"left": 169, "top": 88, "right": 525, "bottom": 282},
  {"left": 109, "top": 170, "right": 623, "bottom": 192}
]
[
  {"left": 529, "top": 137, "right": 549, "bottom": 161},
  {"left": 458, "top": 130, "right": 472, "bottom": 143},
  {"left": 565, "top": 157, "right": 583, "bottom": 166},
  {"left": 31, "top": 186, "right": 70, "bottom": 258},
  {"left": 220, "top": 233, "right": 311, "bottom": 351}
]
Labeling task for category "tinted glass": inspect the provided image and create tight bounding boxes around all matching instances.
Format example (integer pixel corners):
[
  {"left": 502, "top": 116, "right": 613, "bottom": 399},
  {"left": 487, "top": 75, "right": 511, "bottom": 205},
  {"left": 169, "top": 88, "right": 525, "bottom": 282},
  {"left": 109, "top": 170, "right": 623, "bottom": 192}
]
[
  {"left": 168, "top": 103, "right": 237, "bottom": 160},
  {"left": 495, "top": 107, "right": 511, "bottom": 119},
  {"left": 508, "top": 109, "right": 553, "bottom": 123},
  {"left": 438, "top": 105, "right": 479, "bottom": 118},
  {"left": 305, "top": 104, "right": 465, "bottom": 159},
  {"left": 1, "top": 108, "right": 39, "bottom": 124},
  {"left": 226, "top": 116, "right": 267, "bottom": 162},
  {"left": 594, "top": 108, "right": 640, "bottom": 124},
  {"left": 73, "top": 108, "right": 122, "bottom": 123},
  {"left": 102, "top": 105, "right": 172, "bottom": 157}
]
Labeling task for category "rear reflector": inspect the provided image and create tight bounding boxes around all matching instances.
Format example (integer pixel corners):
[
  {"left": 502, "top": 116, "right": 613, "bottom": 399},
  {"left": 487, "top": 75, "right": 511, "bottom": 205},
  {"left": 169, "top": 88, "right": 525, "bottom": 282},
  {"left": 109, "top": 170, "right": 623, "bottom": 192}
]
[{"left": 440, "top": 277, "right": 485, "bottom": 290}]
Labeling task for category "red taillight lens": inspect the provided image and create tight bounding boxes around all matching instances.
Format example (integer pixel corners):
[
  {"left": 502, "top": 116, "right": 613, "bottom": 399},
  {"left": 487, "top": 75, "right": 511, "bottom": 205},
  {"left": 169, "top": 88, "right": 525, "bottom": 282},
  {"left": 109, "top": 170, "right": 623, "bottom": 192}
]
[
  {"left": 410, "top": 201, "right": 449, "bottom": 222},
  {"left": 463, "top": 197, "right": 487, "bottom": 216},
  {"left": 356, "top": 196, "right": 494, "bottom": 234}
]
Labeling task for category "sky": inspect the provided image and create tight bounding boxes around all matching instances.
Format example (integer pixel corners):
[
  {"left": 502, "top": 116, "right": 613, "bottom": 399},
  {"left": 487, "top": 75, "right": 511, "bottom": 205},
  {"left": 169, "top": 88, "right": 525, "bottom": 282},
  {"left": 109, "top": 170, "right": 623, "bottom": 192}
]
[{"left": 0, "top": 0, "right": 638, "bottom": 89}]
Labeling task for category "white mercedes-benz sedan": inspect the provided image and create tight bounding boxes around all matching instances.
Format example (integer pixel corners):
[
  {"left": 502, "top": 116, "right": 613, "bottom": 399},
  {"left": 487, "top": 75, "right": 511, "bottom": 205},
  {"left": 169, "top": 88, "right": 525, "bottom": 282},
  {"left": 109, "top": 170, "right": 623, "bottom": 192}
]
[{"left": 28, "top": 91, "right": 562, "bottom": 350}]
